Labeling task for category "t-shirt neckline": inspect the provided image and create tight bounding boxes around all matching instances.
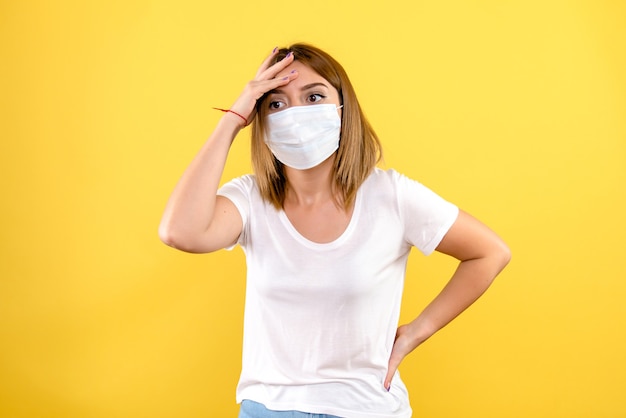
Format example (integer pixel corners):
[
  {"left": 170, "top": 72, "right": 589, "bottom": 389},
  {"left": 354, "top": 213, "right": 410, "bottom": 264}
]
[{"left": 277, "top": 188, "right": 363, "bottom": 250}]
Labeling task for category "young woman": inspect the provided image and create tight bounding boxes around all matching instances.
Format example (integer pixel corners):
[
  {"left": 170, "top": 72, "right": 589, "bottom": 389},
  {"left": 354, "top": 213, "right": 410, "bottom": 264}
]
[{"left": 159, "top": 44, "right": 511, "bottom": 418}]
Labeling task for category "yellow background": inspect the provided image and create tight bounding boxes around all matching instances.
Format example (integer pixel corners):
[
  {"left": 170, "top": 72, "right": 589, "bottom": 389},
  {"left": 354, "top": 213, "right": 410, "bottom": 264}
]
[{"left": 1, "top": 0, "right": 625, "bottom": 417}]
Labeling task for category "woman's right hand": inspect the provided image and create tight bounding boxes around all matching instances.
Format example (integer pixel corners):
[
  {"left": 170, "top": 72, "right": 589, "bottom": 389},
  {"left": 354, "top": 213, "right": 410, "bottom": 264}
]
[
  {"left": 158, "top": 47, "right": 299, "bottom": 253},
  {"left": 229, "top": 48, "right": 299, "bottom": 125}
]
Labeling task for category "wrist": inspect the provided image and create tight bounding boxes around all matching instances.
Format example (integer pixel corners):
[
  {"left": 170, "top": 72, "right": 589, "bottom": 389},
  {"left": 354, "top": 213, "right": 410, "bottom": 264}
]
[
  {"left": 213, "top": 107, "right": 249, "bottom": 128},
  {"left": 406, "top": 318, "right": 437, "bottom": 348},
  {"left": 213, "top": 113, "right": 245, "bottom": 144}
]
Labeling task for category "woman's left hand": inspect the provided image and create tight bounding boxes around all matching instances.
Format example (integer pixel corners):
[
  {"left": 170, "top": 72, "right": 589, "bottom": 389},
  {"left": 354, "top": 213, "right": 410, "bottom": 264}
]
[
  {"left": 384, "top": 323, "right": 420, "bottom": 391},
  {"left": 383, "top": 209, "right": 511, "bottom": 391}
]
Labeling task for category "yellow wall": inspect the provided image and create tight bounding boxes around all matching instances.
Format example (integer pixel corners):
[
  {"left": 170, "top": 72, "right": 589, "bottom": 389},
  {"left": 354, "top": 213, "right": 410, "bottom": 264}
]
[{"left": 1, "top": 1, "right": 625, "bottom": 417}]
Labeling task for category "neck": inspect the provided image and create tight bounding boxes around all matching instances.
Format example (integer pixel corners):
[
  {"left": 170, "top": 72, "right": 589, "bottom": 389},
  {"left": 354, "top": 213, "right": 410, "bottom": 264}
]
[{"left": 284, "top": 155, "right": 337, "bottom": 207}]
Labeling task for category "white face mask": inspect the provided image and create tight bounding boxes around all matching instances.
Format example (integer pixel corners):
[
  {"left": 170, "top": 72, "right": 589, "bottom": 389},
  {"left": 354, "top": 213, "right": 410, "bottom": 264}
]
[{"left": 264, "top": 104, "right": 342, "bottom": 170}]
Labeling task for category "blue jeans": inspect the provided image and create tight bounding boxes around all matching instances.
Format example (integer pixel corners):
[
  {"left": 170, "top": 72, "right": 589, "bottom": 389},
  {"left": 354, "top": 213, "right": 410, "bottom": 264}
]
[{"left": 238, "top": 400, "right": 342, "bottom": 418}]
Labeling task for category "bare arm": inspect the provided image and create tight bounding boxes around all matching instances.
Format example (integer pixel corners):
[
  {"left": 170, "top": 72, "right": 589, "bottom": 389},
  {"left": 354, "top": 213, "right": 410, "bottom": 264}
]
[
  {"left": 384, "top": 210, "right": 511, "bottom": 389},
  {"left": 158, "top": 49, "right": 299, "bottom": 253},
  {"left": 158, "top": 116, "right": 243, "bottom": 253}
]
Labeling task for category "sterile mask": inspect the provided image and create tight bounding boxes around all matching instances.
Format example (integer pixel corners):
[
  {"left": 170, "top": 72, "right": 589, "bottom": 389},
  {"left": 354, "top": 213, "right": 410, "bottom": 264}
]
[{"left": 264, "top": 104, "right": 342, "bottom": 170}]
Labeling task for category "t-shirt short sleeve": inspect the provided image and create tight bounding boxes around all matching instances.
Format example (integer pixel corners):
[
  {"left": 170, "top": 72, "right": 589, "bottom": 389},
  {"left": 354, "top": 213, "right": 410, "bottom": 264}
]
[
  {"left": 216, "top": 175, "right": 255, "bottom": 248},
  {"left": 392, "top": 170, "right": 459, "bottom": 255}
]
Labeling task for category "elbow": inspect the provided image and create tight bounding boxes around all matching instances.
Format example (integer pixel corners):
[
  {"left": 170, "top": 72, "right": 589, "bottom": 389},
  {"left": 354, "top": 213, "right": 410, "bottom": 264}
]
[
  {"left": 158, "top": 221, "right": 179, "bottom": 249},
  {"left": 494, "top": 241, "right": 512, "bottom": 274},
  {"left": 158, "top": 220, "right": 218, "bottom": 254},
  {"left": 158, "top": 220, "right": 193, "bottom": 252}
]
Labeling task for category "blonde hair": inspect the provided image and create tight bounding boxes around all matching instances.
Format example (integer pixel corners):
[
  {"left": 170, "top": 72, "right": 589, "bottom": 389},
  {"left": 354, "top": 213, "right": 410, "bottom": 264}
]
[{"left": 251, "top": 43, "right": 382, "bottom": 209}]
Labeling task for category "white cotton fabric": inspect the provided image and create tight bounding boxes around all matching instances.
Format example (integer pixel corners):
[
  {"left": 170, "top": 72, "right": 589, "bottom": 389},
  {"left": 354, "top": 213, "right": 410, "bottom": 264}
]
[{"left": 217, "top": 168, "right": 458, "bottom": 418}]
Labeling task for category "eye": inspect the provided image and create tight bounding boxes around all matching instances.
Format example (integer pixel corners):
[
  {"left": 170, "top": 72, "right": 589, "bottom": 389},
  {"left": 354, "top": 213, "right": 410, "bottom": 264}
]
[
  {"left": 307, "top": 93, "right": 326, "bottom": 103},
  {"left": 268, "top": 101, "right": 285, "bottom": 110}
]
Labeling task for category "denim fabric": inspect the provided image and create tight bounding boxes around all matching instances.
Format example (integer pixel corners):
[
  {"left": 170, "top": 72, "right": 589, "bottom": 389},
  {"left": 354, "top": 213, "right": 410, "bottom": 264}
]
[{"left": 238, "top": 400, "right": 342, "bottom": 418}]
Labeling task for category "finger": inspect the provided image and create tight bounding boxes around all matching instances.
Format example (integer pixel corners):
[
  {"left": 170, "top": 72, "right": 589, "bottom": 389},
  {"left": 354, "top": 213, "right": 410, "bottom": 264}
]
[
  {"left": 250, "top": 69, "right": 299, "bottom": 101},
  {"left": 383, "top": 374, "right": 393, "bottom": 391},
  {"left": 230, "top": 70, "right": 299, "bottom": 119},
  {"left": 268, "top": 68, "right": 298, "bottom": 87},
  {"left": 255, "top": 47, "right": 280, "bottom": 77},
  {"left": 256, "top": 51, "right": 295, "bottom": 81},
  {"left": 384, "top": 357, "right": 400, "bottom": 391}
]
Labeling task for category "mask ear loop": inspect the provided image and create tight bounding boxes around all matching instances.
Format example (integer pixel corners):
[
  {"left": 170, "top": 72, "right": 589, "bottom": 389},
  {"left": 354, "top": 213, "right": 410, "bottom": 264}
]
[{"left": 337, "top": 105, "right": 344, "bottom": 138}]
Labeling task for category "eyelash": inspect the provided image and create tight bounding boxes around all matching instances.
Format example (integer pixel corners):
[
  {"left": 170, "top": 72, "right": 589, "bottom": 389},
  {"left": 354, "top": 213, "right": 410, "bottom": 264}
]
[
  {"left": 308, "top": 93, "right": 325, "bottom": 103},
  {"left": 269, "top": 101, "right": 283, "bottom": 110},
  {"left": 268, "top": 93, "right": 326, "bottom": 110}
]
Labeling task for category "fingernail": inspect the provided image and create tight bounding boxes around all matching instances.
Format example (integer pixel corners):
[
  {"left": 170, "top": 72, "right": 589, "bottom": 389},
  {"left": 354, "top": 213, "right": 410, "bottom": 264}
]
[
  {"left": 285, "top": 52, "right": 292, "bottom": 58},
  {"left": 282, "top": 76, "right": 289, "bottom": 80},
  {"left": 290, "top": 69, "right": 297, "bottom": 74},
  {"left": 272, "top": 46, "right": 278, "bottom": 53}
]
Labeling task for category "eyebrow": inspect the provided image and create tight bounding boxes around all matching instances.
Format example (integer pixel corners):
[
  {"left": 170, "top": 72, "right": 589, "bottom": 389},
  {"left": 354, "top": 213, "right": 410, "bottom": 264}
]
[{"left": 269, "top": 82, "right": 330, "bottom": 95}]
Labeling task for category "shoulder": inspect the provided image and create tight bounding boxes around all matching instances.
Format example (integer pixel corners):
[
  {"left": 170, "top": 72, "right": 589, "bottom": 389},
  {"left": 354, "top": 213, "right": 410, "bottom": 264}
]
[
  {"left": 362, "top": 167, "right": 412, "bottom": 194},
  {"left": 217, "top": 175, "right": 261, "bottom": 222},
  {"left": 364, "top": 167, "right": 457, "bottom": 213},
  {"left": 366, "top": 170, "right": 459, "bottom": 254},
  {"left": 221, "top": 174, "right": 257, "bottom": 190},
  {"left": 218, "top": 174, "right": 259, "bottom": 198},
  {"left": 364, "top": 167, "right": 397, "bottom": 186},
  {"left": 366, "top": 167, "right": 444, "bottom": 195}
]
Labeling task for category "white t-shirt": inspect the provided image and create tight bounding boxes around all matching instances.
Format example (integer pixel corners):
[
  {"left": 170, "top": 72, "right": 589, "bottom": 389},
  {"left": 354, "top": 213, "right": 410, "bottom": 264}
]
[{"left": 217, "top": 168, "right": 458, "bottom": 418}]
